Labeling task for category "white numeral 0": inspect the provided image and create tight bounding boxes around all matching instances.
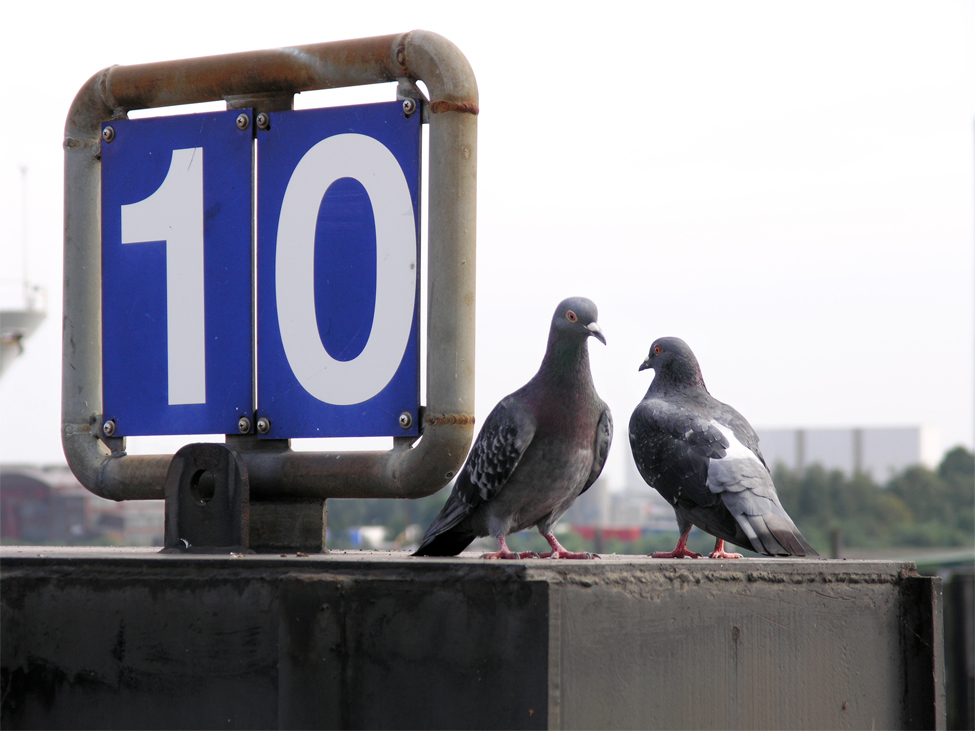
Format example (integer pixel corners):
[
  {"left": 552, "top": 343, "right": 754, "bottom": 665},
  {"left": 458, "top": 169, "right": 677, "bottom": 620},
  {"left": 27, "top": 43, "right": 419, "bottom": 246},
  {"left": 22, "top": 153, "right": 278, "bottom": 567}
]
[
  {"left": 275, "top": 133, "right": 417, "bottom": 406},
  {"left": 121, "top": 147, "right": 206, "bottom": 406}
]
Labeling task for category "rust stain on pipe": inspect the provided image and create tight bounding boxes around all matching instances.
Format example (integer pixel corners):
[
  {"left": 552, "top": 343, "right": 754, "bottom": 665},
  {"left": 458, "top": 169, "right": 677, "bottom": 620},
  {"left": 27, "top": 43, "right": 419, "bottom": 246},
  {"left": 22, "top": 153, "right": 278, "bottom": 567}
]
[
  {"left": 429, "top": 101, "right": 479, "bottom": 115},
  {"left": 103, "top": 35, "right": 404, "bottom": 113},
  {"left": 423, "top": 412, "right": 476, "bottom": 426}
]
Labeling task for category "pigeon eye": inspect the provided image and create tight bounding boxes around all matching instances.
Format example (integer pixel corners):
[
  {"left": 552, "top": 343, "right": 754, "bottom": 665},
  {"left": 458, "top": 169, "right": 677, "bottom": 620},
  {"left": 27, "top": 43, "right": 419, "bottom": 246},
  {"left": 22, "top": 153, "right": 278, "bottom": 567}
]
[
  {"left": 653, "top": 345, "right": 662, "bottom": 354},
  {"left": 566, "top": 311, "right": 578, "bottom": 322}
]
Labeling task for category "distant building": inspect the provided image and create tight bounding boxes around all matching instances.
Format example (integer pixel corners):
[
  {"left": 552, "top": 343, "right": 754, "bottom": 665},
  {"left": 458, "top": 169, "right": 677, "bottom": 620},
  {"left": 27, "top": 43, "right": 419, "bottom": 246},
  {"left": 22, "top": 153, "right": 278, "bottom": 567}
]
[
  {"left": 0, "top": 464, "right": 164, "bottom": 546},
  {"left": 754, "top": 426, "right": 941, "bottom": 479},
  {"left": 563, "top": 465, "right": 677, "bottom": 533}
]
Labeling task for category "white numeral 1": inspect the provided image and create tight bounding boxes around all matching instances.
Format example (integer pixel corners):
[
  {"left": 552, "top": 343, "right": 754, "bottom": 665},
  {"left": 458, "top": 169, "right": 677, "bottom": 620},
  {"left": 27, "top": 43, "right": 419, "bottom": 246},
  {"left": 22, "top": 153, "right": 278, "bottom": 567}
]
[{"left": 121, "top": 147, "right": 207, "bottom": 405}]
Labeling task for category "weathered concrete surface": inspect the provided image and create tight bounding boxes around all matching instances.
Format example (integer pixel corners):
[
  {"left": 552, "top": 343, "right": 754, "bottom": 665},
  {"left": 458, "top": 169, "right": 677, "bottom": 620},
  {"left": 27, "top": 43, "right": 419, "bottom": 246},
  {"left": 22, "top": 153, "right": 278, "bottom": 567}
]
[{"left": 0, "top": 548, "right": 944, "bottom": 730}]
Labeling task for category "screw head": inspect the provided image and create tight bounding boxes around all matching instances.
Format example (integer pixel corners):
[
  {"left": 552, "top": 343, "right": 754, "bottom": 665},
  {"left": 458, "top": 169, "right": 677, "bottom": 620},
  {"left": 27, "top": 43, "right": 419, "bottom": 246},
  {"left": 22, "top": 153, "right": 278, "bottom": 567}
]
[
  {"left": 235, "top": 113, "right": 250, "bottom": 130},
  {"left": 256, "top": 113, "right": 270, "bottom": 130},
  {"left": 398, "top": 412, "right": 414, "bottom": 429},
  {"left": 256, "top": 417, "right": 271, "bottom": 435},
  {"left": 101, "top": 126, "right": 115, "bottom": 143},
  {"left": 103, "top": 419, "right": 116, "bottom": 437},
  {"left": 402, "top": 98, "right": 417, "bottom": 117},
  {"left": 238, "top": 416, "right": 252, "bottom": 434}
]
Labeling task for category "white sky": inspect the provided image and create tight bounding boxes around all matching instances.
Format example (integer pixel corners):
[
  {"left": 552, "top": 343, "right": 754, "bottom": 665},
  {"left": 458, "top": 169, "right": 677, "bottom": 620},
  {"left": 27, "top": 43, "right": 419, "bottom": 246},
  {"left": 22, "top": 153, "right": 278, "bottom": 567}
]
[{"left": 1, "top": 1, "right": 973, "bottom": 490}]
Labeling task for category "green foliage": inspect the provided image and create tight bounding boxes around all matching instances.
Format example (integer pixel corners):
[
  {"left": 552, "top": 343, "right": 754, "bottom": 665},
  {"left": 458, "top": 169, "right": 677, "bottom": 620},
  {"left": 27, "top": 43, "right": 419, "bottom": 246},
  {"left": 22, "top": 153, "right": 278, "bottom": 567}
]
[
  {"left": 772, "top": 446, "right": 974, "bottom": 551},
  {"left": 326, "top": 446, "right": 975, "bottom": 553},
  {"left": 326, "top": 491, "right": 446, "bottom": 549}
]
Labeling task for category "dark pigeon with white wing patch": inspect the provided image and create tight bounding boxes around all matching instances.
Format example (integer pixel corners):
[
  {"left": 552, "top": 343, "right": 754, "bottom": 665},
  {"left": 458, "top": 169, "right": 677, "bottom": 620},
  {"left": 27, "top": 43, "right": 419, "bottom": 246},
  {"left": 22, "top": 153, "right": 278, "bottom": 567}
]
[
  {"left": 628, "top": 337, "right": 817, "bottom": 559},
  {"left": 414, "top": 297, "right": 613, "bottom": 560}
]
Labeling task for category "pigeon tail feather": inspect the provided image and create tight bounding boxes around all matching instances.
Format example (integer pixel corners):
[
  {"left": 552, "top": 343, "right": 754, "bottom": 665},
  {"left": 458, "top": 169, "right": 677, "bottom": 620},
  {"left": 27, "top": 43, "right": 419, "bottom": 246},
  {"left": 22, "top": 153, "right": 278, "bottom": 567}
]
[
  {"left": 766, "top": 512, "right": 818, "bottom": 556},
  {"left": 412, "top": 495, "right": 475, "bottom": 556},
  {"left": 741, "top": 512, "right": 818, "bottom": 557},
  {"left": 412, "top": 525, "right": 477, "bottom": 556}
]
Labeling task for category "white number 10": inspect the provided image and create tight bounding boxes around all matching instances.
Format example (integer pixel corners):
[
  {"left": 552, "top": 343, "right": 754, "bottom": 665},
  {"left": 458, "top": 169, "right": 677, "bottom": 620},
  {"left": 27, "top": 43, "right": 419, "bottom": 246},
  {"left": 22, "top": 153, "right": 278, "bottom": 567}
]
[{"left": 118, "top": 135, "right": 417, "bottom": 411}]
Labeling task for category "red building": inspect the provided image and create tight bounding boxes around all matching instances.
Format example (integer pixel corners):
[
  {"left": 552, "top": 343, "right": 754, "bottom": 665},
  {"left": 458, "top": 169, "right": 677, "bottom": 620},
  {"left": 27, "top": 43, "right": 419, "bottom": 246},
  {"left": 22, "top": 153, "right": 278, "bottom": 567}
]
[{"left": 0, "top": 465, "right": 163, "bottom": 546}]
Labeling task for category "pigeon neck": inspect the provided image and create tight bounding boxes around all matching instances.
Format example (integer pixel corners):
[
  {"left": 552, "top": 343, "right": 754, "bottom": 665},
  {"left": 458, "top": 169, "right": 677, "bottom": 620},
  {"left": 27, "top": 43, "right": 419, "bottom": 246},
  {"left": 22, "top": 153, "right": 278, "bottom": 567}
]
[
  {"left": 651, "top": 360, "right": 707, "bottom": 394},
  {"left": 538, "top": 335, "right": 593, "bottom": 387}
]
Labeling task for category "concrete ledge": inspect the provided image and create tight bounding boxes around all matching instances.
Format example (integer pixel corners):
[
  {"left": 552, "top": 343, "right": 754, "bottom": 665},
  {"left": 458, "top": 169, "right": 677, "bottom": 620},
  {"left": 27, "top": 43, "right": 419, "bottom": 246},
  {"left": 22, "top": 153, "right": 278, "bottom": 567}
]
[{"left": 0, "top": 548, "right": 944, "bottom": 729}]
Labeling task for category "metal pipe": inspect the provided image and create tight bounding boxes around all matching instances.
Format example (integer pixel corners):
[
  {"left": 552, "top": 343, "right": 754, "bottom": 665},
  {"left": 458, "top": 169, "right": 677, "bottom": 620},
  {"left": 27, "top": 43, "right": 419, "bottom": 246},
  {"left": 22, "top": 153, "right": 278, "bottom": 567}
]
[{"left": 62, "top": 31, "right": 477, "bottom": 501}]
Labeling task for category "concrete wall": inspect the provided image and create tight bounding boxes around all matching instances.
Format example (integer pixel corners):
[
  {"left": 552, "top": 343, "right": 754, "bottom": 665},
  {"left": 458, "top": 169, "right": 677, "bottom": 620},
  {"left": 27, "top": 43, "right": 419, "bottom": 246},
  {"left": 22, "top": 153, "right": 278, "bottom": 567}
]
[{"left": 0, "top": 548, "right": 944, "bottom": 729}]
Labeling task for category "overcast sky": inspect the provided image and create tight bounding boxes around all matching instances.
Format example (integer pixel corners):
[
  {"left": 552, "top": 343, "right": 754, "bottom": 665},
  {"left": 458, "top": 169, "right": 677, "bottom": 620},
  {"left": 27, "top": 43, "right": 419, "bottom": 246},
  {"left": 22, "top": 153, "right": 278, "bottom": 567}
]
[{"left": 1, "top": 1, "right": 973, "bottom": 489}]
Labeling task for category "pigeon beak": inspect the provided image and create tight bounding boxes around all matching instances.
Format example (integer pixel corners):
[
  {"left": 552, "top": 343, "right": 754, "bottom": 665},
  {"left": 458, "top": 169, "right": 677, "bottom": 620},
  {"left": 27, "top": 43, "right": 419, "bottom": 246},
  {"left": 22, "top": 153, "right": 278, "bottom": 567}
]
[
  {"left": 638, "top": 357, "right": 652, "bottom": 372},
  {"left": 587, "top": 321, "right": 607, "bottom": 345}
]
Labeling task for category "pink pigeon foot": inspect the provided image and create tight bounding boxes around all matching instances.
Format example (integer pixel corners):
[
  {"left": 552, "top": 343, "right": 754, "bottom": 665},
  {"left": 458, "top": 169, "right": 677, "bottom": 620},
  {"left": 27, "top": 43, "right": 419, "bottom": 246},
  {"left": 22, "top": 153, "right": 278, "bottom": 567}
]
[
  {"left": 480, "top": 549, "right": 517, "bottom": 559},
  {"left": 651, "top": 532, "right": 702, "bottom": 559},
  {"left": 480, "top": 535, "right": 539, "bottom": 560},
  {"left": 708, "top": 539, "right": 743, "bottom": 560},
  {"left": 538, "top": 533, "right": 600, "bottom": 560},
  {"left": 481, "top": 550, "right": 540, "bottom": 559}
]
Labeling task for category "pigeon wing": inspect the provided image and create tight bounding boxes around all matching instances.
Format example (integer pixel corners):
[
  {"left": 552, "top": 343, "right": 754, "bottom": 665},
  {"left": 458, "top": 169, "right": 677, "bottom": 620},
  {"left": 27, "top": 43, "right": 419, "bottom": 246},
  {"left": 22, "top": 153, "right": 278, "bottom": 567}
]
[
  {"left": 628, "top": 397, "right": 727, "bottom": 509},
  {"left": 580, "top": 406, "right": 614, "bottom": 495},
  {"left": 413, "top": 396, "right": 536, "bottom": 554},
  {"left": 706, "top": 417, "right": 818, "bottom": 556},
  {"left": 459, "top": 395, "right": 537, "bottom": 505},
  {"left": 712, "top": 401, "right": 772, "bottom": 470}
]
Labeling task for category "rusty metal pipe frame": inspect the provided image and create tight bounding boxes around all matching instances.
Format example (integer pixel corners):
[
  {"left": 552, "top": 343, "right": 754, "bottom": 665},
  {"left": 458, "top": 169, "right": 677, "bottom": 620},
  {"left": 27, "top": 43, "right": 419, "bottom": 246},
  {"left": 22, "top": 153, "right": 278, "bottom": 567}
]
[{"left": 62, "top": 30, "right": 477, "bottom": 501}]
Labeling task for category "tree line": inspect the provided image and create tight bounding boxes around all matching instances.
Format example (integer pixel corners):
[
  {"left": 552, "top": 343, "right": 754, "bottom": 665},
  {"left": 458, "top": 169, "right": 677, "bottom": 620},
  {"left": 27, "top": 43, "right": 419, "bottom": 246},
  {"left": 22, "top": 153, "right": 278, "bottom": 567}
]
[
  {"left": 325, "top": 446, "right": 974, "bottom": 555},
  {"left": 772, "top": 445, "right": 973, "bottom": 552}
]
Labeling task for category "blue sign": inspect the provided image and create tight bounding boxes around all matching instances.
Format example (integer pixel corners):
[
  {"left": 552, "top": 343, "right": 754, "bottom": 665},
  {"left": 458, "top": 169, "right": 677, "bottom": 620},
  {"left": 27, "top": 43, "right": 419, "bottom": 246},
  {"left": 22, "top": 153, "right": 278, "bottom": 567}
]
[
  {"left": 100, "top": 102, "right": 422, "bottom": 439},
  {"left": 101, "top": 111, "right": 253, "bottom": 437},
  {"left": 256, "top": 102, "right": 422, "bottom": 438}
]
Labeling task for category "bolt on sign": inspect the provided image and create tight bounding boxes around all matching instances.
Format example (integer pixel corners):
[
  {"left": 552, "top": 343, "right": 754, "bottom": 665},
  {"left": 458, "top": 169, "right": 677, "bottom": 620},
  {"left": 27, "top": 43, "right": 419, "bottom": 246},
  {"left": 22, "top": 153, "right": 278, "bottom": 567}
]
[{"left": 101, "top": 102, "right": 421, "bottom": 439}]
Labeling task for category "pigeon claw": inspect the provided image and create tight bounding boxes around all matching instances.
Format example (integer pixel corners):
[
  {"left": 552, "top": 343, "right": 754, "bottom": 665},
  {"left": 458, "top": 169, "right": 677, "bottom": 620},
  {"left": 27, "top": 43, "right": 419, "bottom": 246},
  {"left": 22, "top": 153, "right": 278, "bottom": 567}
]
[
  {"left": 481, "top": 536, "right": 538, "bottom": 559},
  {"left": 708, "top": 539, "right": 742, "bottom": 559},
  {"left": 539, "top": 534, "right": 598, "bottom": 559},
  {"left": 651, "top": 548, "right": 703, "bottom": 559},
  {"left": 480, "top": 549, "right": 524, "bottom": 560},
  {"left": 540, "top": 550, "right": 600, "bottom": 560},
  {"left": 709, "top": 548, "right": 743, "bottom": 559},
  {"left": 651, "top": 532, "right": 701, "bottom": 559}
]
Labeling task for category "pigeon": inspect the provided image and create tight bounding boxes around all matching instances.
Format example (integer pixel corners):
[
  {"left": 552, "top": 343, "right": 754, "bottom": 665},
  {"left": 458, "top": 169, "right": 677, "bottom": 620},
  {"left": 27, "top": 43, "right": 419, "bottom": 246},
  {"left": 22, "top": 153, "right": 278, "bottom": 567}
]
[
  {"left": 628, "top": 337, "right": 817, "bottom": 559},
  {"left": 414, "top": 297, "right": 613, "bottom": 560}
]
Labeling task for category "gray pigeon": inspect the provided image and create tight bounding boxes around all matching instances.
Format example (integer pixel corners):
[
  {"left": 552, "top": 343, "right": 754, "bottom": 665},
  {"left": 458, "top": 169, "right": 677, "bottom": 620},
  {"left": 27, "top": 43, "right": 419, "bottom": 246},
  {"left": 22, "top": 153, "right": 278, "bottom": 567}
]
[
  {"left": 629, "top": 337, "right": 817, "bottom": 559},
  {"left": 414, "top": 297, "right": 613, "bottom": 559}
]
